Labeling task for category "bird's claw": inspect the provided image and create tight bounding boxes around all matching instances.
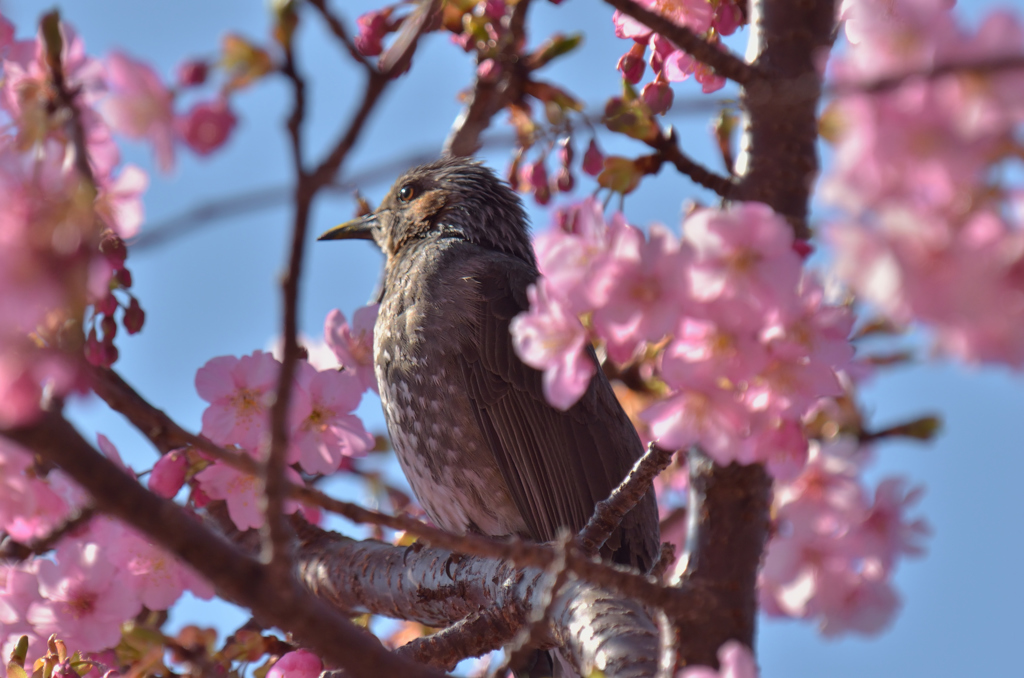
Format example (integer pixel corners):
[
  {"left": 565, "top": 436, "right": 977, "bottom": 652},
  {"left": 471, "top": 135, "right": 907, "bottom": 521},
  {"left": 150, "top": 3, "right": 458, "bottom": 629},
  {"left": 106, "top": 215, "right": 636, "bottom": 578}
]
[
  {"left": 444, "top": 552, "right": 464, "bottom": 580},
  {"left": 402, "top": 540, "right": 425, "bottom": 565}
]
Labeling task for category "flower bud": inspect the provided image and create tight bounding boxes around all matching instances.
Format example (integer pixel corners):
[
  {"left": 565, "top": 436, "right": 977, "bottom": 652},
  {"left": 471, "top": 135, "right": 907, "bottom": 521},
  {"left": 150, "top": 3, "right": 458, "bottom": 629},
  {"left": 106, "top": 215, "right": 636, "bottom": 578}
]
[
  {"left": 124, "top": 298, "right": 145, "bottom": 335},
  {"left": 616, "top": 43, "right": 646, "bottom": 84},
  {"left": 641, "top": 80, "right": 674, "bottom": 115},
  {"left": 582, "top": 139, "right": 604, "bottom": 177},
  {"left": 554, "top": 166, "right": 575, "bottom": 192},
  {"left": 177, "top": 60, "right": 209, "bottom": 87},
  {"left": 149, "top": 450, "right": 188, "bottom": 498}
]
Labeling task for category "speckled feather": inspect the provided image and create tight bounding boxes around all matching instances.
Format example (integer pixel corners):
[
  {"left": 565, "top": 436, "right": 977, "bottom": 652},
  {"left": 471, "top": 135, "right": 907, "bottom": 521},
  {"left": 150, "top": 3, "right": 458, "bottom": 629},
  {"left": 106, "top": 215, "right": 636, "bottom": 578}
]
[{"left": 368, "top": 157, "right": 659, "bottom": 572}]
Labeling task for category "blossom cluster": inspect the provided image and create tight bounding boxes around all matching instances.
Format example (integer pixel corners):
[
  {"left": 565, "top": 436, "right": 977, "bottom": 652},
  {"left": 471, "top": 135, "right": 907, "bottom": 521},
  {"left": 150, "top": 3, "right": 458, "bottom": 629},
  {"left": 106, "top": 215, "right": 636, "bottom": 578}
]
[
  {"left": 0, "top": 303, "right": 379, "bottom": 661},
  {"left": 188, "top": 305, "right": 378, "bottom": 532},
  {"left": 0, "top": 438, "right": 213, "bottom": 661},
  {"left": 0, "top": 11, "right": 241, "bottom": 427},
  {"left": 760, "top": 439, "right": 929, "bottom": 635},
  {"left": 824, "top": 0, "right": 1024, "bottom": 366},
  {"left": 612, "top": 0, "right": 745, "bottom": 96},
  {"left": 512, "top": 199, "right": 855, "bottom": 477}
]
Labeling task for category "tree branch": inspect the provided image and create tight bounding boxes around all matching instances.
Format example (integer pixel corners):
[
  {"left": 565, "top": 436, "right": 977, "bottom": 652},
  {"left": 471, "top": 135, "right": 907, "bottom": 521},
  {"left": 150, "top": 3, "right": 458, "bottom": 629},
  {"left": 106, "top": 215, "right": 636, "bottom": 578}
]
[
  {"left": 264, "top": 36, "right": 308, "bottom": 582},
  {"left": 670, "top": 451, "right": 772, "bottom": 668},
  {"left": 306, "top": 0, "right": 373, "bottom": 71},
  {"left": 602, "top": 0, "right": 759, "bottom": 86},
  {"left": 648, "top": 127, "right": 735, "bottom": 199},
  {"left": 1, "top": 413, "right": 446, "bottom": 678},
  {"left": 132, "top": 100, "right": 730, "bottom": 252},
  {"left": 87, "top": 365, "right": 699, "bottom": 623},
  {"left": 444, "top": 0, "right": 533, "bottom": 156},
  {"left": 293, "top": 521, "right": 663, "bottom": 678},
  {"left": 395, "top": 610, "right": 523, "bottom": 671},
  {"left": 828, "top": 54, "right": 1024, "bottom": 95},
  {"left": 577, "top": 443, "right": 675, "bottom": 558},
  {"left": 308, "top": 0, "right": 438, "bottom": 190},
  {"left": 731, "top": 0, "right": 837, "bottom": 239}
]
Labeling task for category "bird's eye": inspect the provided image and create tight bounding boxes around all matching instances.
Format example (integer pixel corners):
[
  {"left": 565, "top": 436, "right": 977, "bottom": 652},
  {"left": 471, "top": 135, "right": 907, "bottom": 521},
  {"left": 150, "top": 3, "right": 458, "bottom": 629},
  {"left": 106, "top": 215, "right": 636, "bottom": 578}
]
[{"left": 398, "top": 185, "right": 415, "bottom": 202}]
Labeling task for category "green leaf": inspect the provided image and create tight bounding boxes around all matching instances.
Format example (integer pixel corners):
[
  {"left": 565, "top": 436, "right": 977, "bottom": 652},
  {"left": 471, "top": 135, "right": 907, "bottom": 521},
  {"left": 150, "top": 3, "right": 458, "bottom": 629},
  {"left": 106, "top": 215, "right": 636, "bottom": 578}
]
[
  {"left": 8, "top": 635, "right": 29, "bottom": 668},
  {"left": 603, "top": 97, "right": 657, "bottom": 143},
  {"left": 529, "top": 32, "right": 583, "bottom": 69},
  {"left": 597, "top": 157, "right": 642, "bottom": 195}
]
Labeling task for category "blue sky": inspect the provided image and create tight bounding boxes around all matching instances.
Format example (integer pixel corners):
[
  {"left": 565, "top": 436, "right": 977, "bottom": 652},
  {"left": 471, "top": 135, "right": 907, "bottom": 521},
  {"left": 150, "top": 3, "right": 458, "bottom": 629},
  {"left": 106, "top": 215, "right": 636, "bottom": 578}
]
[{"left": 2, "top": 0, "right": 1022, "bottom": 675}]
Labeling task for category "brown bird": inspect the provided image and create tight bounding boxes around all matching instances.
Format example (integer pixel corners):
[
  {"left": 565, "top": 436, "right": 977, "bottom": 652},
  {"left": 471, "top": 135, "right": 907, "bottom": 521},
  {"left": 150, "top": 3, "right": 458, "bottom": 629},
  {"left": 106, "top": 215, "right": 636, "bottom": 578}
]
[{"left": 319, "top": 157, "right": 659, "bottom": 668}]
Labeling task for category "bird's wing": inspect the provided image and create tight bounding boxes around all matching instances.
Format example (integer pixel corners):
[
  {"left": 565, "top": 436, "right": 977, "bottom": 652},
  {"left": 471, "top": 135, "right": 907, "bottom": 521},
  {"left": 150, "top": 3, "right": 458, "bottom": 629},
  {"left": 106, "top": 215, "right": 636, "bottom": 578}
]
[{"left": 457, "top": 253, "right": 659, "bottom": 570}]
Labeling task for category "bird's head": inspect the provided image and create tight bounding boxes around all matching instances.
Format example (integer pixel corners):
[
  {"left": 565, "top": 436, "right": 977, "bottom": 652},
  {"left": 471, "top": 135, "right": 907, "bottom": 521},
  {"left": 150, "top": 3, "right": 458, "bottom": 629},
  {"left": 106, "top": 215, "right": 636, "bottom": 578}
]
[{"left": 318, "top": 156, "right": 534, "bottom": 264}]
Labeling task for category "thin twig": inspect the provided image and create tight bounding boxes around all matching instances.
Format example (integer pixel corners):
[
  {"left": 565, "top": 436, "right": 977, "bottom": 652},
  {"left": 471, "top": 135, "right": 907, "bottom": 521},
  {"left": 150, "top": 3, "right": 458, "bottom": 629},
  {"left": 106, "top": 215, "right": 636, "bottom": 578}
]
[
  {"left": 444, "top": 0, "right": 534, "bottom": 156},
  {"left": 308, "top": 0, "right": 438, "bottom": 190},
  {"left": 263, "top": 38, "right": 308, "bottom": 581},
  {"left": 827, "top": 54, "right": 1024, "bottom": 96},
  {"left": 649, "top": 128, "right": 735, "bottom": 199},
  {"left": 577, "top": 443, "right": 675, "bottom": 558},
  {"left": 46, "top": 30, "right": 97, "bottom": 190},
  {"left": 602, "top": 0, "right": 759, "bottom": 86},
  {"left": 131, "top": 99, "right": 731, "bottom": 252},
  {"left": 306, "top": 0, "right": 373, "bottom": 71},
  {"left": 395, "top": 610, "right": 524, "bottom": 671}
]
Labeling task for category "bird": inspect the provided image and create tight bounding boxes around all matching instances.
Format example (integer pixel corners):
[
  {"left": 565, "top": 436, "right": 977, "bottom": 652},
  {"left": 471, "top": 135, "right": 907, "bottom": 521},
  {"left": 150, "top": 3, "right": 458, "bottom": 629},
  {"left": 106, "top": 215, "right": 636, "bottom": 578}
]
[{"left": 318, "top": 156, "right": 660, "bottom": 674}]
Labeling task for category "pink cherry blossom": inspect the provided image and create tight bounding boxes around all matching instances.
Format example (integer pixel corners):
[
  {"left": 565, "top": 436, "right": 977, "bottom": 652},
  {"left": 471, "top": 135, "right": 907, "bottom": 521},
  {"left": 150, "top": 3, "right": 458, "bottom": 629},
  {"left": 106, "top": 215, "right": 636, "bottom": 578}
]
[
  {"left": 685, "top": 202, "right": 803, "bottom": 321},
  {"left": 640, "top": 383, "right": 750, "bottom": 463},
  {"left": 612, "top": 0, "right": 714, "bottom": 43},
  {"left": 738, "top": 416, "right": 810, "bottom": 481},
  {"left": 745, "top": 355, "right": 844, "bottom": 419},
  {"left": 194, "top": 462, "right": 302, "bottom": 531},
  {"left": 94, "top": 164, "right": 147, "bottom": 239},
  {"left": 290, "top": 361, "right": 373, "bottom": 475},
  {"left": 27, "top": 541, "right": 142, "bottom": 652},
  {"left": 761, "top": 278, "right": 855, "bottom": 370},
  {"left": 355, "top": 9, "right": 391, "bottom": 57},
  {"left": 510, "top": 278, "right": 595, "bottom": 410},
  {"left": 92, "top": 519, "right": 213, "bottom": 610},
  {"left": 667, "top": 317, "right": 768, "bottom": 386},
  {"left": 0, "top": 439, "right": 69, "bottom": 541},
  {"left": 713, "top": 1, "right": 742, "bottom": 35},
  {"left": 148, "top": 449, "right": 188, "bottom": 498},
  {"left": 1, "top": 23, "right": 111, "bottom": 168},
  {"left": 195, "top": 351, "right": 280, "bottom": 452},
  {"left": 0, "top": 562, "right": 43, "bottom": 662},
  {"left": 679, "top": 641, "right": 758, "bottom": 678},
  {"left": 325, "top": 305, "right": 379, "bottom": 393},
  {"left": 591, "top": 223, "right": 692, "bottom": 362},
  {"left": 533, "top": 198, "right": 621, "bottom": 313},
  {"left": 100, "top": 52, "right": 176, "bottom": 172},
  {"left": 854, "top": 478, "right": 930, "bottom": 573},
  {"left": 0, "top": 14, "right": 14, "bottom": 52},
  {"left": 759, "top": 439, "right": 926, "bottom": 634},
  {"left": 269, "top": 650, "right": 323, "bottom": 678},
  {"left": 815, "top": 564, "right": 901, "bottom": 636},
  {"left": 176, "top": 99, "right": 237, "bottom": 156},
  {"left": 96, "top": 433, "right": 131, "bottom": 474}
]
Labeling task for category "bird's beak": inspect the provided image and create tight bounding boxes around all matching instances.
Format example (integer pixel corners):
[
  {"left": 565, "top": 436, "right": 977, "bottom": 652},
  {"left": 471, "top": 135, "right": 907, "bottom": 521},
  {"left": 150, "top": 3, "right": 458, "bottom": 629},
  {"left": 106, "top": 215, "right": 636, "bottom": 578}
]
[{"left": 317, "top": 213, "right": 378, "bottom": 241}]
